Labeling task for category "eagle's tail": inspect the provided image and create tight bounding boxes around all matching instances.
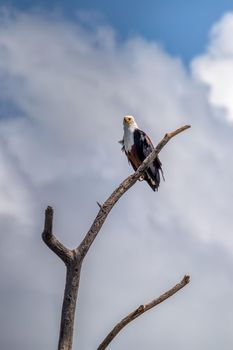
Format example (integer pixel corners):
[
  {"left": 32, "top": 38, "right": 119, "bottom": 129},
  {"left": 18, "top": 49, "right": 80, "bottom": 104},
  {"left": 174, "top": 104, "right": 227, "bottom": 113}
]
[{"left": 145, "top": 157, "right": 164, "bottom": 192}]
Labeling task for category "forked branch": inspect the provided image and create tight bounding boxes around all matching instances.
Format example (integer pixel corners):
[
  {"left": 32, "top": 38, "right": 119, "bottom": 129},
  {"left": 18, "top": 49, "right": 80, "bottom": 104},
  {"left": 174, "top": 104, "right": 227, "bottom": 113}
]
[{"left": 97, "top": 275, "right": 190, "bottom": 350}]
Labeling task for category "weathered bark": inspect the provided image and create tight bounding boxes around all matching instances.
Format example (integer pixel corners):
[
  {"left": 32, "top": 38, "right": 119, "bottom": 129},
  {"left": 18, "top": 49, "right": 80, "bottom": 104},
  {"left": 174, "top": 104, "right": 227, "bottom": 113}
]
[
  {"left": 42, "top": 206, "right": 73, "bottom": 265},
  {"left": 58, "top": 260, "right": 82, "bottom": 350},
  {"left": 42, "top": 124, "right": 191, "bottom": 350},
  {"left": 97, "top": 275, "right": 190, "bottom": 350}
]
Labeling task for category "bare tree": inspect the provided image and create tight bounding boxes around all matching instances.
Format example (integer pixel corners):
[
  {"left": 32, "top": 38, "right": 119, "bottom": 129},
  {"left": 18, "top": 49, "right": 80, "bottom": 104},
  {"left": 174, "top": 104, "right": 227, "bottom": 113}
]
[{"left": 42, "top": 125, "right": 191, "bottom": 350}]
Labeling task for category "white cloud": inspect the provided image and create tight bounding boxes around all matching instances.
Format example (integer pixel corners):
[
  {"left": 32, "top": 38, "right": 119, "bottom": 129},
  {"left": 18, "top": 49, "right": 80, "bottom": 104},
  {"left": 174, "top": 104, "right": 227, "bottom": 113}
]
[
  {"left": 193, "top": 12, "right": 233, "bottom": 122},
  {"left": 0, "top": 9, "right": 233, "bottom": 350}
]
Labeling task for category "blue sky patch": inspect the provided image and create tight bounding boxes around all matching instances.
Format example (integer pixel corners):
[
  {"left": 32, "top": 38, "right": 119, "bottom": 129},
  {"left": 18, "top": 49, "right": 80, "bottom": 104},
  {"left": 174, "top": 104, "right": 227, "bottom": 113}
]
[{"left": 5, "top": 0, "right": 233, "bottom": 62}]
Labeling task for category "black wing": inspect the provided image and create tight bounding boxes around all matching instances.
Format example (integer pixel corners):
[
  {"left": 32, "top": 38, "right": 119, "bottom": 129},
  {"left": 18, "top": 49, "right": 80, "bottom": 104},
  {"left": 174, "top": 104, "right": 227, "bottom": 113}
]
[
  {"left": 133, "top": 128, "right": 164, "bottom": 190},
  {"left": 133, "top": 129, "right": 154, "bottom": 161}
]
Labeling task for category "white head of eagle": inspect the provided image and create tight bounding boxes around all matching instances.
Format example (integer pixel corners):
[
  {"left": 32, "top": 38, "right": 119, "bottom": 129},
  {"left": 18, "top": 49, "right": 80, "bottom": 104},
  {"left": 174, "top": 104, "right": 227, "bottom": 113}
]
[{"left": 120, "top": 115, "right": 164, "bottom": 191}]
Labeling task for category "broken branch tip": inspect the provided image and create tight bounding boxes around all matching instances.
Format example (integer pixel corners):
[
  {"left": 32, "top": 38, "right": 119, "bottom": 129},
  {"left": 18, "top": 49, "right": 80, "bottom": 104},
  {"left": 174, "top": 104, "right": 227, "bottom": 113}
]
[
  {"left": 46, "top": 205, "right": 53, "bottom": 214},
  {"left": 183, "top": 275, "right": 190, "bottom": 284}
]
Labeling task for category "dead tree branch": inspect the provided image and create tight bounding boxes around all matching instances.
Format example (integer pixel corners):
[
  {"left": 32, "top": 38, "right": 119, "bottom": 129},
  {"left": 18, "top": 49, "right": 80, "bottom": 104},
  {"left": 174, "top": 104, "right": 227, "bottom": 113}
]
[
  {"left": 42, "top": 124, "right": 191, "bottom": 350},
  {"left": 42, "top": 206, "right": 74, "bottom": 265},
  {"left": 76, "top": 124, "right": 191, "bottom": 260},
  {"left": 97, "top": 275, "right": 190, "bottom": 350}
]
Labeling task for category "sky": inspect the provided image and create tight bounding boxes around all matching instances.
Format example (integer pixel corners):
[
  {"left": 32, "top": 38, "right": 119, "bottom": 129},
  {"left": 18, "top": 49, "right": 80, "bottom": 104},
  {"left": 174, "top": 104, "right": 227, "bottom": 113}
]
[
  {"left": 5, "top": 0, "right": 233, "bottom": 62},
  {"left": 1, "top": 1, "right": 233, "bottom": 350}
]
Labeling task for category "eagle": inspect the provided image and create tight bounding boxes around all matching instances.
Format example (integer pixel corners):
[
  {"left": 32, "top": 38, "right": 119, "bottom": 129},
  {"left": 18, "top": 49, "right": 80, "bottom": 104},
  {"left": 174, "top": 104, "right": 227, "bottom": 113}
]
[{"left": 119, "top": 115, "right": 164, "bottom": 191}]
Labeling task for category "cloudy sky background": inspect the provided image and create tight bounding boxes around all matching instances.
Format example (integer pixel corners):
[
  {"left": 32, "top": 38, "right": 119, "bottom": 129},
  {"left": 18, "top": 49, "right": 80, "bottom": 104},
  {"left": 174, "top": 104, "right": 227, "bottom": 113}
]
[{"left": 1, "top": 2, "right": 233, "bottom": 350}]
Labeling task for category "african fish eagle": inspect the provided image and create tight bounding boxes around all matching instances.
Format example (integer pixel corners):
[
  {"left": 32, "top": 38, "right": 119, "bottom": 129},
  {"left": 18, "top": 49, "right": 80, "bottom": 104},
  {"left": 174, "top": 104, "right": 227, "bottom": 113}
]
[{"left": 119, "top": 115, "right": 164, "bottom": 191}]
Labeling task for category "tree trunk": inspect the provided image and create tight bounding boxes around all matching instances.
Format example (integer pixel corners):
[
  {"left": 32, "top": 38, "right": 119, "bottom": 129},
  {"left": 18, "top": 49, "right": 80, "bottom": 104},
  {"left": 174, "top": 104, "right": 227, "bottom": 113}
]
[{"left": 58, "top": 259, "right": 82, "bottom": 350}]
